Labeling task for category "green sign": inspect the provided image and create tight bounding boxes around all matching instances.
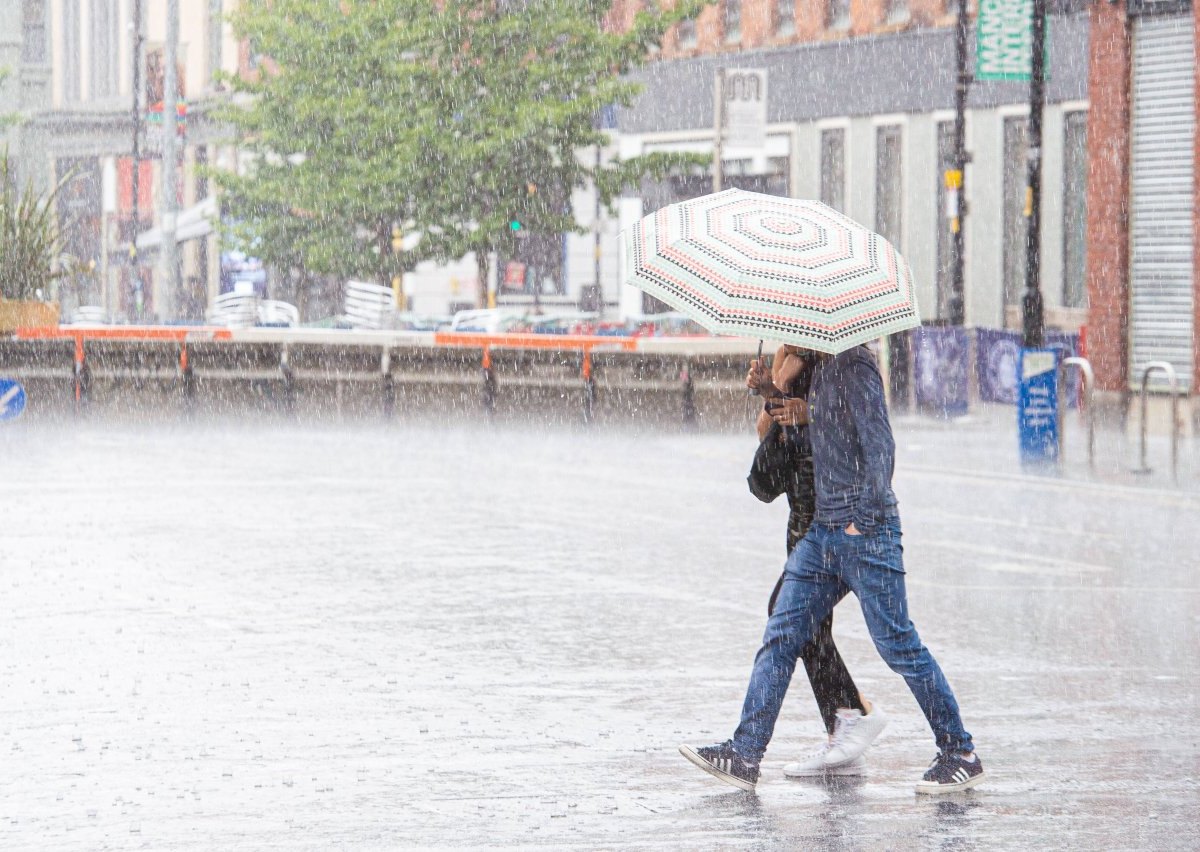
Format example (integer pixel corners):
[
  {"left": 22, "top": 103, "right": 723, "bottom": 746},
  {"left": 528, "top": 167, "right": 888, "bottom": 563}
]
[{"left": 976, "top": 0, "right": 1040, "bottom": 81}]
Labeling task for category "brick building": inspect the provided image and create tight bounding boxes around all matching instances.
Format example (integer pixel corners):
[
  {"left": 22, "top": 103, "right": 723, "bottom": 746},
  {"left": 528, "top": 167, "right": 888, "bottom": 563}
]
[{"left": 1086, "top": 0, "right": 1197, "bottom": 403}]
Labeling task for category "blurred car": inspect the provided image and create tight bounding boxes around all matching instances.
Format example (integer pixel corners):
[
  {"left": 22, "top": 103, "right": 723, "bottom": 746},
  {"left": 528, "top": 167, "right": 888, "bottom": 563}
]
[
  {"left": 629, "top": 312, "right": 712, "bottom": 337},
  {"left": 448, "top": 308, "right": 528, "bottom": 333}
]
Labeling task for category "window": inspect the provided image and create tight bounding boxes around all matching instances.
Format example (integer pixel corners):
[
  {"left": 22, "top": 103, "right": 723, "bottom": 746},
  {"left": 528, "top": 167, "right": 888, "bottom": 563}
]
[
  {"left": 90, "top": 0, "right": 118, "bottom": 99},
  {"left": 875, "top": 125, "right": 903, "bottom": 249},
  {"left": 827, "top": 0, "right": 851, "bottom": 30},
  {"left": 677, "top": 18, "right": 697, "bottom": 48},
  {"left": 935, "top": 120, "right": 956, "bottom": 320},
  {"left": 1063, "top": 111, "right": 1088, "bottom": 309},
  {"left": 21, "top": 0, "right": 46, "bottom": 64},
  {"left": 209, "top": 0, "right": 224, "bottom": 84},
  {"left": 724, "top": 0, "right": 742, "bottom": 43},
  {"left": 884, "top": 0, "right": 910, "bottom": 25},
  {"left": 775, "top": 0, "right": 796, "bottom": 36},
  {"left": 1002, "top": 116, "right": 1029, "bottom": 310},
  {"left": 819, "top": 128, "right": 846, "bottom": 213},
  {"left": 62, "top": 0, "right": 81, "bottom": 102}
]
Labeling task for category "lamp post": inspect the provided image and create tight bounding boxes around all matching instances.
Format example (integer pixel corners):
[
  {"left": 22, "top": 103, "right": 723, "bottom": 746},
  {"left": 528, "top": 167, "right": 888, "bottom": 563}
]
[
  {"left": 1021, "top": 0, "right": 1046, "bottom": 348},
  {"left": 129, "top": 0, "right": 143, "bottom": 320}
]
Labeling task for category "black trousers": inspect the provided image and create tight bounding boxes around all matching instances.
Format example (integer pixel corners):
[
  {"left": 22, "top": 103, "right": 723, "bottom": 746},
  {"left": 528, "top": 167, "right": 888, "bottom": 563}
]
[{"left": 768, "top": 460, "right": 866, "bottom": 735}]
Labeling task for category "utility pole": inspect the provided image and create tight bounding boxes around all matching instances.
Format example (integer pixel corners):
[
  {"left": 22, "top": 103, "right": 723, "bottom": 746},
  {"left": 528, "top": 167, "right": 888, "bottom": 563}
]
[
  {"left": 159, "top": 0, "right": 180, "bottom": 321},
  {"left": 713, "top": 67, "right": 725, "bottom": 193},
  {"left": 1021, "top": 0, "right": 1046, "bottom": 348},
  {"left": 948, "top": 0, "right": 971, "bottom": 326},
  {"left": 129, "top": 0, "right": 143, "bottom": 320}
]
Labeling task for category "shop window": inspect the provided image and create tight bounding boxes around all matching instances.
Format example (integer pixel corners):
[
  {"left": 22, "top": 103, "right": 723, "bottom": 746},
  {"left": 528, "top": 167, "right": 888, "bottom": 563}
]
[
  {"left": 820, "top": 128, "right": 846, "bottom": 213},
  {"left": 875, "top": 125, "right": 903, "bottom": 248},
  {"left": 885, "top": 0, "right": 910, "bottom": 25},
  {"left": 724, "top": 0, "right": 742, "bottom": 43},
  {"left": 935, "top": 120, "right": 955, "bottom": 320},
  {"left": 1062, "top": 111, "right": 1088, "bottom": 309},
  {"left": 1002, "top": 116, "right": 1028, "bottom": 310},
  {"left": 21, "top": 0, "right": 46, "bottom": 64},
  {"left": 827, "top": 0, "right": 851, "bottom": 30},
  {"left": 775, "top": 0, "right": 796, "bottom": 36},
  {"left": 677, "top": 18, "right": 697, "bottom": 48}
]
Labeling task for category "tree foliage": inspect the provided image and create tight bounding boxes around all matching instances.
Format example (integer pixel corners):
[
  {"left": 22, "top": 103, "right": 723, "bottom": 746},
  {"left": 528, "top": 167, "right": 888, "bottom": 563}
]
[{"left": 215, "top": 0, "right": 709, "bottom": 308}]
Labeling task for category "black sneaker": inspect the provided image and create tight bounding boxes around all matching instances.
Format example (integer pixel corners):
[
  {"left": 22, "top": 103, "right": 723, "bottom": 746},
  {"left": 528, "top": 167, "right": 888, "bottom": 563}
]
[
  {"left": 679, "top": 740, "right": 759, "bottom": 792},
  {"left": 914, "top": 751, "right": 985, "bottom": 794}
]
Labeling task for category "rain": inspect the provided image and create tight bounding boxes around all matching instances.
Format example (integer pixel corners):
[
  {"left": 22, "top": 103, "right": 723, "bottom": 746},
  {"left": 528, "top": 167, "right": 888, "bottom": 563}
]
[{"left": 1, "top": 0, "right": 1198, "bottom": 849}]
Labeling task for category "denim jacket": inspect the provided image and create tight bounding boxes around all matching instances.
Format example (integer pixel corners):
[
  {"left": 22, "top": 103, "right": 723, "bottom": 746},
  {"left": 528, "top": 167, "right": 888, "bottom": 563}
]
[{"left": 807, "top": 346, "right": 899, "bottom": 531}]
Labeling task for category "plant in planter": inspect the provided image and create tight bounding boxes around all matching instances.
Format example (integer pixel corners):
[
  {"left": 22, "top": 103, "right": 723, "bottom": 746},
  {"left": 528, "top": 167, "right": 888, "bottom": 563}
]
[{"left": 0, "top": 150, "right": 75, "bottom": 329}]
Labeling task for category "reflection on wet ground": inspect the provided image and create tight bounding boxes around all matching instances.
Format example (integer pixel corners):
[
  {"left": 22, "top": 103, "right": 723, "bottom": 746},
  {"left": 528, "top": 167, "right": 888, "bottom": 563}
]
[{"left": 0, "top": 422, "right": 1197, "bottom": 849}]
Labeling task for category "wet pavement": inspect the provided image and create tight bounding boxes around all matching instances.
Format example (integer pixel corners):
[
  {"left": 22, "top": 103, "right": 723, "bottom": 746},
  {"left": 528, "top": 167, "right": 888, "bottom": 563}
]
[{"left": 1, "top": 415, "right": 1198, "bottom": 850}]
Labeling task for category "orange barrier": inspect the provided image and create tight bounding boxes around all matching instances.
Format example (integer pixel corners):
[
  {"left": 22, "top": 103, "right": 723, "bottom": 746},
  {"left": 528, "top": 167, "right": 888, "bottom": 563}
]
[
  {"left": 433, "top": 331, "right": 637, "bottom": 351},
  {"left": 13, "top": 325, "right": 234, "bottom": 342}
]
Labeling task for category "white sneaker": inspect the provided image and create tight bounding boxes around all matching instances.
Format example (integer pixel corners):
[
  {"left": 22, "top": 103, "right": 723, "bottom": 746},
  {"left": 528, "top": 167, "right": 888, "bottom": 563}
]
[
  {"left": 823, "top": 705, "right": 888, "bottom": 767},
  {"left": 783, "top": 744, "right": 868, "bottom": 778}
]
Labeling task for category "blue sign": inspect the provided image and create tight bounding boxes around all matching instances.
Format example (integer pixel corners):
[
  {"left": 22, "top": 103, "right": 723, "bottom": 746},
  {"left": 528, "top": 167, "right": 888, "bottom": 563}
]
[
  {"left": 0, "top": 378, "right": 27, "bottom": 422},
  {"left": 1017, "top": 348, "right": 1058, "bottom": 467}
]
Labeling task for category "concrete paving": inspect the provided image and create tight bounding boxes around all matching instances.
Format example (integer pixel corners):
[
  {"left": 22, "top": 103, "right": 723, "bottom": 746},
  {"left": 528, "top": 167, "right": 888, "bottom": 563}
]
[{"left": 0, "top": 415, "right": 1197, "bottom": 850}]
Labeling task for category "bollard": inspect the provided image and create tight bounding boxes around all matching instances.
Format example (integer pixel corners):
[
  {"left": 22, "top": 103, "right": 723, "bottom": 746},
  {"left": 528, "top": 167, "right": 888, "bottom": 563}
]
[
  {"left": 582, "top": 350, "right": 596, "bottom": 425},
  {"left": 280, "top": 343, "right": 296, "bottom": 415},
  {"left": 72, "top": 335, "right": 87, "bottom": 413},
  {"left": 481, "top": 346, "right": 496, "bottom": 416},
  {"left": 681, "top": 359, "right": 697, "bottom": 429},
  {"left": 179, "top": 343, "right": 196, "bottom": 411},
  {"left": 1056, "top": 356, "right": 1095, "bottom": 471},
  {"left": 1134, "top": 361, "right": 1180, "bottom": 483},
  {"left": 380, "top": 347, "right": 394, "bottom": 419}
]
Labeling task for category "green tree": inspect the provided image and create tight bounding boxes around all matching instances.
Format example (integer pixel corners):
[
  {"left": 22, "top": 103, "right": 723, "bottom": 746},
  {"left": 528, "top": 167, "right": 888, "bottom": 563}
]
[{"left": 215, "top": 0, "right": 708, "bottom": 311}]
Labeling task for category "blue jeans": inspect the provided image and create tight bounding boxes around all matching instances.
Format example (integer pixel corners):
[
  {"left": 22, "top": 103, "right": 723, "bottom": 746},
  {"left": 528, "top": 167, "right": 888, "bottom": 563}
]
[{"left": 732, "top": 518, "right": 974, "bottom": 762}]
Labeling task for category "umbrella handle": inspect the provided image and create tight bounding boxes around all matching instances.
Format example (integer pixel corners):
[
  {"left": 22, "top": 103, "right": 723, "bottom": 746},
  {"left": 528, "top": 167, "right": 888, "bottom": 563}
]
[{"left": 748, "top": 339, "right": 764, "bottom": 397}]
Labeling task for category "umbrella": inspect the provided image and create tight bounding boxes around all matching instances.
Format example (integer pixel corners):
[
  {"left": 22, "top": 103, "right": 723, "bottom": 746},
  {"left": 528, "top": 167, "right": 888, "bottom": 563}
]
[{"left": 621, "top": 188, "right": 920, "bottom": 354}]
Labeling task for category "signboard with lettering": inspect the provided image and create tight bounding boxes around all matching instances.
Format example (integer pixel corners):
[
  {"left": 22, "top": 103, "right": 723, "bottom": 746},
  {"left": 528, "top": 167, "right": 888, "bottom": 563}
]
[
  {"left": 724, "top": 68, "right": 768, "bottom": 150},
  {"left": 976, "top": 0, "right": 1048, "bottom": 81},
  {"left": 1017, "top": 348, "right": 1058, "bottom": 466}
]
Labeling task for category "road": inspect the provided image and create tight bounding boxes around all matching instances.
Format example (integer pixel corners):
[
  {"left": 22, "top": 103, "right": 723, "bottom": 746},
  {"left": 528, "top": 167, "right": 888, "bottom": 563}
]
[{"left": 1, "top": 417, "right": 1197, "bottom": 850}]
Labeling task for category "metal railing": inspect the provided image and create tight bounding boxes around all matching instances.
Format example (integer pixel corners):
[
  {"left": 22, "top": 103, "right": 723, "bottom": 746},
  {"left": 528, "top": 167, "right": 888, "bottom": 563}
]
[
  {"left": 1133, "top": 361, "right": 1180, "bottom": 483},
  {"left": 1057, "top": 356, "right": 1095, "bottom": 471}
]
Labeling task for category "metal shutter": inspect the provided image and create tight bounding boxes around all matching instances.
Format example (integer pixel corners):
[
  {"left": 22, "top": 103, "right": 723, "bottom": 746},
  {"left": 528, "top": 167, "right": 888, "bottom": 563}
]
[{"left": 1129, "top": 15, "right": 1195, "bottom": 391}]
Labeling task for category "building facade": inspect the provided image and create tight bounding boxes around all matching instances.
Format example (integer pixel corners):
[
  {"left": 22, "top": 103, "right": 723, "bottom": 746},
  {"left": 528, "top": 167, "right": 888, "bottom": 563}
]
[
  {"left": 1086, "top": 0, "right": 1198, "bottom": 399},
  {"left": 0, "top": 0, "right": 240, "bottom": 322},
  {"left": 608, "top": 0, "right": 1092, "bottom": 339}
]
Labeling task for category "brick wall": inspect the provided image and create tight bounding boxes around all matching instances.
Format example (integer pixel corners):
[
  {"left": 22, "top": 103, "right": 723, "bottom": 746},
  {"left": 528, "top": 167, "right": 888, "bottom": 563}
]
[
  {"left": 651, "top": 0, "right": 950, "bottom": 58},
  {"left": 1084, "top": 0, "right": 1130, "bottom": 394}
]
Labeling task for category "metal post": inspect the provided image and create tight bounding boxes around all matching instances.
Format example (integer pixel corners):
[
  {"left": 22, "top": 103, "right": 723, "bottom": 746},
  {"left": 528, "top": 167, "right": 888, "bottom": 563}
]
[
  {"left": 594, "top": 142, "right": 603, "bottom": 314},
  {"left": 713, "top": 68, "right": 725, "bottom": 193},
  {"left": 1021, "top": 0, "right": 1047, "bottom": 348},
  {"left": 1057, "top": 356, "right": 1095, "bottom": 471},
  {"left": 129, "top": 0, "right": 143, "bottom": 320},
  {"left": 159, "top": 0, "right": 180, "bottom": 321},
  {"left": 948, "top": 0, "right": 972, "bottom": 326},
  {"left": 1135, "top": 362, "right": 1180, "bottom": 482}
]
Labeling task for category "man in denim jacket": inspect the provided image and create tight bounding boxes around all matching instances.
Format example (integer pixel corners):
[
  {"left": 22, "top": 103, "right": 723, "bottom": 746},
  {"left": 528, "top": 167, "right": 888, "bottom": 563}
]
[{"left": 681, "top": 345, "right": 984, "bottom": 794}]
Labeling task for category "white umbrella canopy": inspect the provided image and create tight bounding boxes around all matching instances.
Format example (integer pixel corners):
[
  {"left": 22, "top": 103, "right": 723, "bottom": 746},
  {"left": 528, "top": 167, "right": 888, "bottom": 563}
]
[{"left": 621, "top": 188, "right": 920, "bottom": 354}]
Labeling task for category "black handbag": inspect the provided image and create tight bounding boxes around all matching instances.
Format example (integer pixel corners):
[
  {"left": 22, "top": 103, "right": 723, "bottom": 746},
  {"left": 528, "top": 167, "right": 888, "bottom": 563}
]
[{"left": 747, "top": 420, "right": 807, "bottom": 503}]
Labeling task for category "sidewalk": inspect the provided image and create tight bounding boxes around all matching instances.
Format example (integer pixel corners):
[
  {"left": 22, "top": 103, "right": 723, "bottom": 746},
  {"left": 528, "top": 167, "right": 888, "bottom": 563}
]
[{"left": 892, "top": 402, "right": 1199, "bottom": 494}]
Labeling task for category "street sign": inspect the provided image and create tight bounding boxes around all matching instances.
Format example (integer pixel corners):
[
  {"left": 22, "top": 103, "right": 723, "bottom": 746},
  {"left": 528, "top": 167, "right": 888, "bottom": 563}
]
[
  {"left": 0, "top": 378, "right": 27, "bottom": 422},
  {"left": 723, "top": 68, "right": 767, "bottom": 149},
  {"left": 976, "top": 0, "right": 1048, "bottom": 81},
  {"left": 1017, "top": 348, "right": 1058, "bottom": 466}
]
